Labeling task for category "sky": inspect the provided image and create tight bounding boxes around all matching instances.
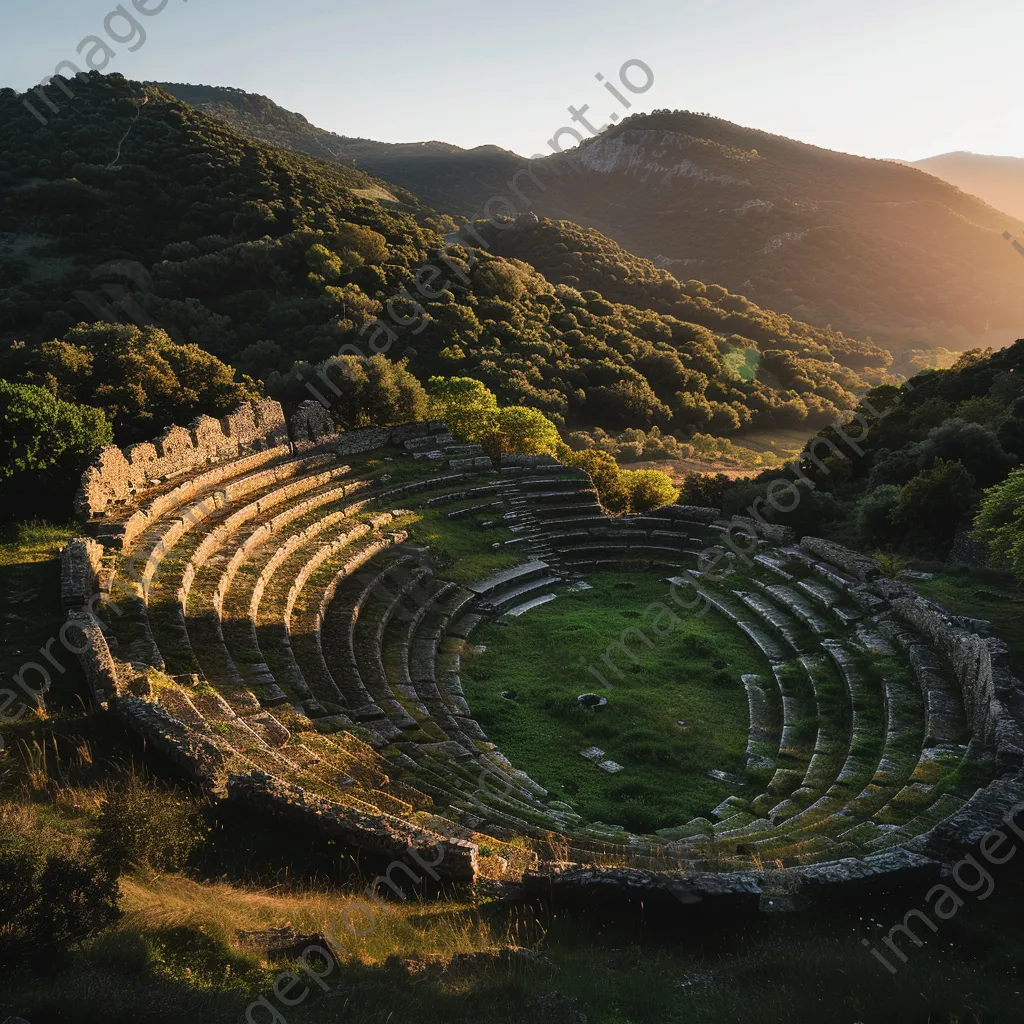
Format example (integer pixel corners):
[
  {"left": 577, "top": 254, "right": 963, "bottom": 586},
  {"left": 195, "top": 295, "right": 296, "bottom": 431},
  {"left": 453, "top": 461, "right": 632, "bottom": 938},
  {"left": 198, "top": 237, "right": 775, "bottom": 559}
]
[{"left": 3, "top": 0, "right": 1023, "bottom": 162}]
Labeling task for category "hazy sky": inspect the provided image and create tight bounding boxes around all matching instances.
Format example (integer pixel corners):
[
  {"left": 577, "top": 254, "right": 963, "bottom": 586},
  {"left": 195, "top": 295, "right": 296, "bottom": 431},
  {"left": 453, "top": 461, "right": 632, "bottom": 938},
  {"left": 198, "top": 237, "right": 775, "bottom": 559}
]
[{"left": 4, "top": 0, "right": 1022, "bottom": 161}]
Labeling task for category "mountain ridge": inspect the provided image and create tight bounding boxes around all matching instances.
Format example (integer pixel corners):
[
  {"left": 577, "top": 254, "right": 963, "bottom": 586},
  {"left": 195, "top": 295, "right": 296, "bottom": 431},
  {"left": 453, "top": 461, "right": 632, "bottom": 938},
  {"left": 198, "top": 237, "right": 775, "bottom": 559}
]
[
  {"left": 910, "top": 150, "right": 1024, "bottom": 223},
  {"left": 158, "top": 83, "right": 1024, "bottom": 349}
]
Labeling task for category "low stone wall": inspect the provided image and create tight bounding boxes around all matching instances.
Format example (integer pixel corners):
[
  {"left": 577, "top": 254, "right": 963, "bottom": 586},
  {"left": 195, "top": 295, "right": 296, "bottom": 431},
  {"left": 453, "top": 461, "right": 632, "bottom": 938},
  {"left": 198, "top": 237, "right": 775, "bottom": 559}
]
[
  {"left": 500, "top": 453, "right": 558, "bottom": 468},
  {"left": 114, "top": 693, "right": 231, "bottom": 795},
  {"left": 64, "top": 610, "right": 122, "bottom": 706},
  {"left": 60, "top": 537, "right": 105, "bottom": 612},
  {"left": 522, "top": 867, "right": 763, "bottom": 916},
  {"left": 669, "top": 505, "right": 720, "bottom": 524},
  {"left": 729, "top": 515, "right": 794, "bottom": 546}
]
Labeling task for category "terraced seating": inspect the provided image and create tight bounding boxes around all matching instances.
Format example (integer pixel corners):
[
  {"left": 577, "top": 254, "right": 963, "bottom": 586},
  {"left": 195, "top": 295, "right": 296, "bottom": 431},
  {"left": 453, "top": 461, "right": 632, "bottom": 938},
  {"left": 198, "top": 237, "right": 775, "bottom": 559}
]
[{"left": 65, "top": 411, "right": 1024, "bottom": 898}]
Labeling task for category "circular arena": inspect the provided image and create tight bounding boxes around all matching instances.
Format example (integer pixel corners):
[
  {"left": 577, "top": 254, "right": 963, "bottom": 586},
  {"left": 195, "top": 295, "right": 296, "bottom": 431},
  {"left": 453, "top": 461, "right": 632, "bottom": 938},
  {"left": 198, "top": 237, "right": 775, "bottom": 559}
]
[{"left": 62, "top": 399, "right": 1024, "bottom": 912}]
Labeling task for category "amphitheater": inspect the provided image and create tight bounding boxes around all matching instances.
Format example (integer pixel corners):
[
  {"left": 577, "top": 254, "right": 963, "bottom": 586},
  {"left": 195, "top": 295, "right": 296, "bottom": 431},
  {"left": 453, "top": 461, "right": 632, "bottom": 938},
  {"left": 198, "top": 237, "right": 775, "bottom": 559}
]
[{"left": 61, "top": 398, "right": 1024, "bottom": 911}]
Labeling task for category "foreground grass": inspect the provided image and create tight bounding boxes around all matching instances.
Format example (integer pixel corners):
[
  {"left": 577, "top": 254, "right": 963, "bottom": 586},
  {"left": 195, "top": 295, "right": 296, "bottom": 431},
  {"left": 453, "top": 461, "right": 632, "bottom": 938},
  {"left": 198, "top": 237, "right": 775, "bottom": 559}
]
[
  {"left": 5, "top": 865, "right": 1024, "bottom": 1023},
  {"left": 462, "top": 573, "right": 764, "bottom": 831}
]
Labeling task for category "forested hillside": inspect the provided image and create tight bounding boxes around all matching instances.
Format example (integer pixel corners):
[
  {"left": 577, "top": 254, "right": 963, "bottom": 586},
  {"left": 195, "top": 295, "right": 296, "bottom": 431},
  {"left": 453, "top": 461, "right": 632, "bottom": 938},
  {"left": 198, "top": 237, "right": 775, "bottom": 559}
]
[
  {"left": 693, "top": 340, "right": 1024, "bottom": 568},
  {"left": 1, "top": 72, "right": 899, "bottom": 515},
  {"left": 161, "top": 84, "right": 1024, "bottom": 348}
]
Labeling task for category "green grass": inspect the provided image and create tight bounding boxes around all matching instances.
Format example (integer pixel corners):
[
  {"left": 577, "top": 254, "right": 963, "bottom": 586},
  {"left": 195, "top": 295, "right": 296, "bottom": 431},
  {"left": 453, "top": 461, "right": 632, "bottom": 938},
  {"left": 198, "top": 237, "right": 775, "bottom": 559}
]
[
  {"left": 5, "top": 864, "right": 1024, "bottom": 1023},
  {"left": 397, "top": 501, "right": 521, "bottom": 584},
  {"left": 461, "top": 573, "right": 769, "bottom": 832}
]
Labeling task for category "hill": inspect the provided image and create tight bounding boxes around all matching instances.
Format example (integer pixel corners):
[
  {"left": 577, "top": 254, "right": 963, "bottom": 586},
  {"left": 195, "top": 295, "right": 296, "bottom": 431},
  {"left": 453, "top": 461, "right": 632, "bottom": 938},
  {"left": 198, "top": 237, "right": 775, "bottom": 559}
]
[
  {"left": 1, "top": 73, "right": 890, "bottom": 489},
  {"left": 695, "top": 339, "right": 1024, "bottom": 565},
  {"left": 158, "top": 82, "right": 528, "bottom": 214},
  {"left": 159, "top": 85, "right": 1024, "bottom": 348},
  {"left": 912, "top": 151, "right": 1024, "bottom": 223}
]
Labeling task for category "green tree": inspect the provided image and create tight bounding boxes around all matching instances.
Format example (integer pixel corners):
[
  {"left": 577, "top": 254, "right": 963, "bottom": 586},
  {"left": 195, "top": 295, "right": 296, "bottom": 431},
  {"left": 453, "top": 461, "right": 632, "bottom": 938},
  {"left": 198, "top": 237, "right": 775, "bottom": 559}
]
[
  {"left": 315, "top": 355, "right": 427, "bottom": 428},
  {"left": 973, "top": 467, "right": 1024, "bottom": 584},
  {"left": 853, "top": 484, "right": 902, "bottom": 547},
  {"left": 483, "top": 405, "right": 560, "bottom": 458},
  {"left": 427, "top": 376, "right": 499, "bottom": 441},
  {"left": 622, "top": 468, "right": 680, "bottom": 512},
  {"left": 912, "top": 419, "right": 1016, "bottom": 488},
  {"left": 891, "top": 459, "right": 977, "bottom": 554},
  {"left": 559, "top": 446, "right": 631, "bottom": 513},
  {"left": 0, "top": 380, "right": 111, "bottom": 480},
  {"left": 0, "top": 323, "right": 258, "bottom": 442}
]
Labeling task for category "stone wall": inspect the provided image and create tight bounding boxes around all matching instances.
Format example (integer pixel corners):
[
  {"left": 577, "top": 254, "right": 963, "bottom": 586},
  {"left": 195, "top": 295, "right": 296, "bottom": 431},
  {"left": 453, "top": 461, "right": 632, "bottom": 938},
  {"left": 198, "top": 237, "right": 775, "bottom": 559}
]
[
  {"left": 63, "top": 595, "right": 479, "bottom": 879},
  {"left": 228, "top": 772, "right": 479, "bottom": 882},
  {"left": 114, "top": 693, "right": 231, "bottom": 794},
  {"left": 800, "top": 536, "right": 878, "bottom": 581},
  {"left": 65, "top": 610, "right": 122, "bottom": 706},
  {"left": 76, "top": 399, "right": 290, "bottom": 521},
  {"left": 75, "top": 398, "right": 450, "bottom": 534},
  {"left": 60, "top": 537, "right": 105, "bottom": 612},
  {"left": 796, "top": 536, "right": 1024, "bottom": 768},
  {"left": 289, "top": 400, "right": 336, "bottom": 445},
  {"left": 891, "top": 595, "right": 1024, "bottom": 768},
  {"left": 949, "top": 526, "right": 990, "bottom": 568}
]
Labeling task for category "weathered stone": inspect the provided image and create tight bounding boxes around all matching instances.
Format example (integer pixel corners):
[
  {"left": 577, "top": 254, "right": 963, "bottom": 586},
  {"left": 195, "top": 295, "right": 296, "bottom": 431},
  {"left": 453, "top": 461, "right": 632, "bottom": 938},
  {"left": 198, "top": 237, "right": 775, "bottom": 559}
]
[{"left": 289, "top": 400, "right": 336, "bottom": 444}]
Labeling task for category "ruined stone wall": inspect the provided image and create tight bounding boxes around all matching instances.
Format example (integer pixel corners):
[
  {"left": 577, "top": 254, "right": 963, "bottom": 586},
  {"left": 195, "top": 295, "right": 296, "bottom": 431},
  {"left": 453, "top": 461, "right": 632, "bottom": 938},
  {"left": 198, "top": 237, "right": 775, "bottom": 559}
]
[
  {"left": 64, "top": 601, "right": 478, "bottom": 879},
  {"left": 64, "top": 610, "right": 122, "bottom": 706},
  {"left": 76, "top": 400, "right": 449, "bottom": 532},
  {"left": 799, "top": 536, "right": 877, "bottom": 581},
  {"left": 76, "top": 399, "right": 290, "bottom": 521},
  {"left": 891, "top": 595, "right": 1024, "bottom": 768},
  {"left": 60, "top": 537, "right": 105, "bottom": 612},
  {"left": 949, "top": 526, "right": 990, "bottom": 568},
  {"left": 228, "top": 773, "right": 479, "bottom": 881}
]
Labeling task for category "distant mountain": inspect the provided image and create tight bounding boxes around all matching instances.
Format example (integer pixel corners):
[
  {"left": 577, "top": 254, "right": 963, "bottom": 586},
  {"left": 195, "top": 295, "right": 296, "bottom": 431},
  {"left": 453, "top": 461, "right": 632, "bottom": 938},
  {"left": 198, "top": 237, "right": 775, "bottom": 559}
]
[
  {"left": 911, "top": 151, "right": 1024, "bottom": 223},
  {"left": 160, "top": 86, "right": 1024, "bottom": 349}
]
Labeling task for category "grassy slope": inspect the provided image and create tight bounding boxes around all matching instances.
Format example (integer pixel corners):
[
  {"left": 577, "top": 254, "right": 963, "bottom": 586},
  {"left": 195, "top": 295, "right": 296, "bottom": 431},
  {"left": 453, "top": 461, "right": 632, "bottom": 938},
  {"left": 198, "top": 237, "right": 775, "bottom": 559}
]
[{"left": 5, "top": 862, "right": 1024, "bottom": 1023}]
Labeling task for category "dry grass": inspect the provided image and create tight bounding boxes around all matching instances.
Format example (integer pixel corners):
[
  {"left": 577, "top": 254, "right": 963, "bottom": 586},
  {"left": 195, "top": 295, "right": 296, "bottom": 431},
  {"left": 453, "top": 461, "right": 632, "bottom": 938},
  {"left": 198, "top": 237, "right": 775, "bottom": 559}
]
[{"left": 117, "top": 873, "right": 504, "bottom": 964}]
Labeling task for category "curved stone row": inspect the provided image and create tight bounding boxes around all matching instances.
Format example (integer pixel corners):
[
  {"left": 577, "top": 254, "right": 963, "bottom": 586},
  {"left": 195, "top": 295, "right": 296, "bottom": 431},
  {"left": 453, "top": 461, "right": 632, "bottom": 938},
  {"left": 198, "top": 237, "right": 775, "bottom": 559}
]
[{"left": 61, "top": 408, "right": 1024, "bottom": 900}]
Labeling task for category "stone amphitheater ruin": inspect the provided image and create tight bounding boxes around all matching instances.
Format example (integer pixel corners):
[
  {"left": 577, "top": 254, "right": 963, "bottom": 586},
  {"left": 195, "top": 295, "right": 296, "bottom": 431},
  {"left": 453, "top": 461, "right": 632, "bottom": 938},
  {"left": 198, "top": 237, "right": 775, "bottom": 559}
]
[{"left": 61, "top": 398, "right": 1024, "bottom": 912}]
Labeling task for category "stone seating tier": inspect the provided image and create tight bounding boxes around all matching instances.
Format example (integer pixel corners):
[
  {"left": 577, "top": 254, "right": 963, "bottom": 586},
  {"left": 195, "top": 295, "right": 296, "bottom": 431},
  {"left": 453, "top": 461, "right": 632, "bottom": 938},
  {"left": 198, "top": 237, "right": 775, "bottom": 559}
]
[{"left": 61, "top": 415, "right": 1024, "bottom": 896}]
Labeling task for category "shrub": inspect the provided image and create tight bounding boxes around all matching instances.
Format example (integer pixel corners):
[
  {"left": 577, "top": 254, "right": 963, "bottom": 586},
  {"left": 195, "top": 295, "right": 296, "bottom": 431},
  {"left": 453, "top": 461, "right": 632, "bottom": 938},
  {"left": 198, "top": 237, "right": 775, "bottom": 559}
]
[
  {"left": 0, "top": 379, "right": 111, "bottom": 480},
  {"left": 92, "top": 773, "right": 209, "bottom": 876},
  {"left": 0, "top": 851, "right": 121, "bottom": 963}
]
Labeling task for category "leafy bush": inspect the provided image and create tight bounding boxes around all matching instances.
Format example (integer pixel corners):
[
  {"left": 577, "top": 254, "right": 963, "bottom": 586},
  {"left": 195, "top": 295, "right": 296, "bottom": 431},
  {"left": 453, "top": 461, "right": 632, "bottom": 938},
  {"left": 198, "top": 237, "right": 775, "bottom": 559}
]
[
  {"left": 0, "top": 851, "right": 121, "bottom": 963},
  {"left": 0, "top": 379, "right": 111, "bottom": 480},
  {"left": 92, "top": 774, "right": 209, "bottom": 876},
  {"left": 974, "top": 467, "right": 1024, "bottom": 585}
]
